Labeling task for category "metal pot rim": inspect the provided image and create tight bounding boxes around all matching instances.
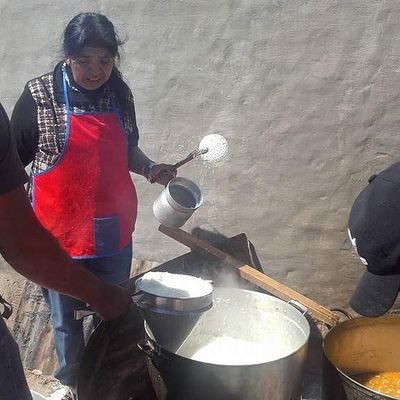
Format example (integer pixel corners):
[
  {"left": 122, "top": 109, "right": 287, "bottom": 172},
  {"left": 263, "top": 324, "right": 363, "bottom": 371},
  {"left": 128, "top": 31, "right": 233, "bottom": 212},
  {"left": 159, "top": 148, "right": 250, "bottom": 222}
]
[
  {"left": 334, "top": 367, "right": 400, "bottom": 400},
  {"left": 134, "top": 285, "right": 214, "bottom": 314},
  {"left": 165, "top": 177, "right": 203, "bottom": 211},
  {"left": 144, "top": 320, "right": 307, "bottom": 367}
]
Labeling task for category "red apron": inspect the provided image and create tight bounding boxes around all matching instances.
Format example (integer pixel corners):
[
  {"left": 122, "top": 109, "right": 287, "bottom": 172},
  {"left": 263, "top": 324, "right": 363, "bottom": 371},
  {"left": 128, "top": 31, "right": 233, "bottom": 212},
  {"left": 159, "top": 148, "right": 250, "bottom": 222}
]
[{"left": 32, "top": 72, "right": 137, "bottom": 258}]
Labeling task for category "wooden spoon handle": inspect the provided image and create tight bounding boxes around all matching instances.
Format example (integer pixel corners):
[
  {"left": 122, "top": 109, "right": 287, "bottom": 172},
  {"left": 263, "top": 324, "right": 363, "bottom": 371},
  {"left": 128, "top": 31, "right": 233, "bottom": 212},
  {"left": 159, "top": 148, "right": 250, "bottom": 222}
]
[{"left": 158, "top": 224, "right": 339, "bottom": 327}]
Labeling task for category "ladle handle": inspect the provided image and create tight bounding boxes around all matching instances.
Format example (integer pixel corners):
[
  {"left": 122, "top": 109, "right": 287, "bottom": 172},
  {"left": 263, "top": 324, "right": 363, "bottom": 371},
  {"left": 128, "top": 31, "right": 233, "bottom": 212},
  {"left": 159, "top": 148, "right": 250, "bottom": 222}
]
[
  {"left": 174, "top": 148, "right": 208, "bottom": 169},
  {"left": 137, "top": 343, "right": 155, "bottom": 358},
  {"left": 174, "top": 153, "right": 196, "bottom": 169}
]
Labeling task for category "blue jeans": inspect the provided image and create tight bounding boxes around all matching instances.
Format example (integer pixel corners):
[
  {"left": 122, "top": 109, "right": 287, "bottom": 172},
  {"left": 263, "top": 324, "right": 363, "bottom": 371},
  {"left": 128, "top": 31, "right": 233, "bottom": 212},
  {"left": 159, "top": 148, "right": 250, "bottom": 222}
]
[
  {"left": 43, "top": 242, "right": 132, "bottom": 386},
  {"left": 0, "top": 316, "right": 32, "bottom": 400}
]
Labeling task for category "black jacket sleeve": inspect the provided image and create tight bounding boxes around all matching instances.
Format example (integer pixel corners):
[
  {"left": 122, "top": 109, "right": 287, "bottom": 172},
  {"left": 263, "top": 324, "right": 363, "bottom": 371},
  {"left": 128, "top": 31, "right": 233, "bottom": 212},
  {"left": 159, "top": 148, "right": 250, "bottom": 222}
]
[
  {"left": 10, "top": 85, "right": 39, "bottom": 166},
  {"left": 127, "top": 90, "right": 139, "bottom": 149},
  {"left": 0, "top": 103, "right": 29, "bottom": 195}
]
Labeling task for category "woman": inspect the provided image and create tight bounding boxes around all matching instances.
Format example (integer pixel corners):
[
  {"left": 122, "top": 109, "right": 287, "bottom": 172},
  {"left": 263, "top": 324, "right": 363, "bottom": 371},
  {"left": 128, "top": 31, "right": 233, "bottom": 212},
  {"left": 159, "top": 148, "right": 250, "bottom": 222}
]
[{"left": 11, "top": 12, "right": 175, "bottom": 397}]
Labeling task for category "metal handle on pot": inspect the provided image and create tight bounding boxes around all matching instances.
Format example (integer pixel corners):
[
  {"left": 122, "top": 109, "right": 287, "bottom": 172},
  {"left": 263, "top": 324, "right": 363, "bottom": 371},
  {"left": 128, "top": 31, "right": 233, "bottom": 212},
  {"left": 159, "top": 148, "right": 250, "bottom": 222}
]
[
  {"left": 137, "top": 342, "right": 170, "bottom": 370},
  {"left": 287, "top": 299, "right": 308, "bottom": 315},
  {"left": 329, "top": 308, "right": 352, "bottom": 320},
  {"left": 137, "top": 343, "right": 156, "bottom": 359},
  {"left": 74, "top": 308, "right": 96, "bottom": 320}
]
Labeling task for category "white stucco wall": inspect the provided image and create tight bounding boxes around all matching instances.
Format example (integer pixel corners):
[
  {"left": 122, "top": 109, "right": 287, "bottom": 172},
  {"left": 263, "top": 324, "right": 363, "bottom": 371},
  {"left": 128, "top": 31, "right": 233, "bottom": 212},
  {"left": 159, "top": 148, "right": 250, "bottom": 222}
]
[{"left": 2, "top": 0, "right": 400, "bottom": 309}]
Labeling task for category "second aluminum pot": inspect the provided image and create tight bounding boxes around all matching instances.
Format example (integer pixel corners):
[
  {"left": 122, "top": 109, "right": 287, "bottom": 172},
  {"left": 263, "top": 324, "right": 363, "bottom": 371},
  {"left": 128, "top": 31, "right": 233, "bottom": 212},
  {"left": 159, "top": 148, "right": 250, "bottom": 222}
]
[
  {"left": 323, "top": 315, "right": 400, "bottom": 400},
  {"left": 139, "top": 287, "right": 310, "bottom": 400}
]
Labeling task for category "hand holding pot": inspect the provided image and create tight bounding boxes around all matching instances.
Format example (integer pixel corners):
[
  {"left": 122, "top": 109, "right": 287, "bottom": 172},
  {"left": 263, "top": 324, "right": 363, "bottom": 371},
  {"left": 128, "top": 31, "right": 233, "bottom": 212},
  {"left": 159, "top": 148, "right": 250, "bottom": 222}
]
[{"left": 90, "top": 281, "right": 132, "bottom": 321}]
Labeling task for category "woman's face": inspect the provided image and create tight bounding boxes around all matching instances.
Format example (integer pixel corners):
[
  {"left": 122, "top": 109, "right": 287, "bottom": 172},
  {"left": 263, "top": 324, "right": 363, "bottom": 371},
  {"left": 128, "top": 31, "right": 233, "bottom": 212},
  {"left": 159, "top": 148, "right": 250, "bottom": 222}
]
[{"left": 66, "top": 47, "right": 114, "bottom": 91}]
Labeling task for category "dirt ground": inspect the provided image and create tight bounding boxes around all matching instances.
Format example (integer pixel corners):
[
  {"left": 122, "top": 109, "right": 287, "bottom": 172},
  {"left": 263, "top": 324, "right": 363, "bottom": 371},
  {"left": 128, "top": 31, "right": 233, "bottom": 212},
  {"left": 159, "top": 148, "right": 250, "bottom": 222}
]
[{"left": 25, "top": 368, "right": 59, "bottom": 397}]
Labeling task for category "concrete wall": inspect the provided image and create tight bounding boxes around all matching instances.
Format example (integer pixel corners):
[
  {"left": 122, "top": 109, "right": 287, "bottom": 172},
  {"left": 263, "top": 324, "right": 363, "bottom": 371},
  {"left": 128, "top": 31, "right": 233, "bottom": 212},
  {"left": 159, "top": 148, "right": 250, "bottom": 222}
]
[{"left": 2, "top": 0, "right": 400, "bottom": 309}]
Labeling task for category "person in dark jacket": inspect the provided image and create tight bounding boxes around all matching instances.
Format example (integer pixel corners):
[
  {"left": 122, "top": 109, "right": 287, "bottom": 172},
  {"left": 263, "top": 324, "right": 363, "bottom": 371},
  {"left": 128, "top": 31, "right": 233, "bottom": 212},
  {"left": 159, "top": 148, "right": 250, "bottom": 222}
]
[
  {"left": 0, "top": 101, "right": 131, "bottom": 400},
  {"left": 348, "top": 162, "right": 400, "bottom": 317},
  {"left": 11, "top": 12, "right": 176, "bottom": 398}
]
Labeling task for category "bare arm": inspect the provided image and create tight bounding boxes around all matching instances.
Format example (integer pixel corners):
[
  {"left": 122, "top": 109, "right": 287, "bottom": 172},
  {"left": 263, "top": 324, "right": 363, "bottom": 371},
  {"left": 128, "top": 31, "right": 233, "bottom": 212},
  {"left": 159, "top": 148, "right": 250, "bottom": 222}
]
[
  {"left": 0, "top": 185, "right": 131, "bottom": 320},
  {"left": 128, "top": 145, "right": 158, "bottom": 176},
  {"left": 128, "top": 146, "right": 176, "bottom": 186}
]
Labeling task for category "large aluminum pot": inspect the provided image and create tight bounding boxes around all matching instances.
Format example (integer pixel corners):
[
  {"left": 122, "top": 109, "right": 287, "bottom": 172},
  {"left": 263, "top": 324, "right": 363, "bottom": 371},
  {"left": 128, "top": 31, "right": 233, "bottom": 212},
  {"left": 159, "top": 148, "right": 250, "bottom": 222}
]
[
  {"left": 152, "top": 177, "right": 203, "bottom": 228},
  {"left": 140, "top": 287, "right": 310, "bottom": 400},
  {"left": 323, "top": 315, "right": 400, "bottom": 400}
]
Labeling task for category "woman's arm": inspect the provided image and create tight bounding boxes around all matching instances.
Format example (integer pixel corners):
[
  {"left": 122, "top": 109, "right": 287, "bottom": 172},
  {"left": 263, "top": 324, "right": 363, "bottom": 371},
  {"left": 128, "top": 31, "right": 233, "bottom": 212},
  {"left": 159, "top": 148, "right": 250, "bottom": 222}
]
[
  {"left": 121, "top": 81, "right": 177, "bottom": 185},
  {"left": 128, "top": 146, "right": 177, "bottom": 186},
  {"left": 128, "top": 145, "right": 155, "bottom": 175}
]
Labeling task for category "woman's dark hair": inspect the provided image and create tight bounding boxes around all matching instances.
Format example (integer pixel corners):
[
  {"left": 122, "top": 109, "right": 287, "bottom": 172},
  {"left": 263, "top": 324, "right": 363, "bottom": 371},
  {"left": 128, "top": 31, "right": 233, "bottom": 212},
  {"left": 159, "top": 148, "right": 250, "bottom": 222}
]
[
  {"left": 64, "top": 13, "right": 132, "bottom": 116},
  {"left": 63, "top": 12, "right": 123, "bottom": 59}
]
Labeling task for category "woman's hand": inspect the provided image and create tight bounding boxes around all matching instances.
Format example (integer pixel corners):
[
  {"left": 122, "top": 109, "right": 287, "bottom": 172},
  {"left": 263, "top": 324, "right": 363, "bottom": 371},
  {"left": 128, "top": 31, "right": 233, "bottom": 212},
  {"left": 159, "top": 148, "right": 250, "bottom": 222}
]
[{"left": 147, "top": 163, "right": 177, "bottom": 186}]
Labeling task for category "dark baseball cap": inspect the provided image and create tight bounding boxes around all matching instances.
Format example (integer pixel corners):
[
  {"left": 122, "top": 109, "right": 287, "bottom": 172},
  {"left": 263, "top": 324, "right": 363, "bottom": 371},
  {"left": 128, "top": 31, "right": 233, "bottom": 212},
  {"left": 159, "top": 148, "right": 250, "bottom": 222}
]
[{"left": 348, "top": 162, "right": 400, "bottom": 317}]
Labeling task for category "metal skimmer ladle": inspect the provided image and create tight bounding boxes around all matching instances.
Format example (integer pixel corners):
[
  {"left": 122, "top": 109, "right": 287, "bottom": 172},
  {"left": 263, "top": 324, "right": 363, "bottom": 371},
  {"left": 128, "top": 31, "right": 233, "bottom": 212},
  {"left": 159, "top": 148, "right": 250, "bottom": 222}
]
[{"left": 174, "top": 133, "right": 228, "bottom": 169}]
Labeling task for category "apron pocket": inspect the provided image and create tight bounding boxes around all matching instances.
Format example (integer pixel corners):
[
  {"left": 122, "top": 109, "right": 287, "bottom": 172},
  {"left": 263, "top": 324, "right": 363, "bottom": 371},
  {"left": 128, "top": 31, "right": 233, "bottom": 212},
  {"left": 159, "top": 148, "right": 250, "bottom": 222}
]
[{"left": 94, "top": 216, "right": 120, "bottom": 256}]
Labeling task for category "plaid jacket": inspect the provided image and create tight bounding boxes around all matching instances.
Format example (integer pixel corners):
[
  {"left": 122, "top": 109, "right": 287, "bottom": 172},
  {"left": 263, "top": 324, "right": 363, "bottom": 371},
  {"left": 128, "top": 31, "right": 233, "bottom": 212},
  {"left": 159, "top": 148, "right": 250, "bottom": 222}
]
[{"left": 24, "top": 64, "right": 139, "bottom": 175}]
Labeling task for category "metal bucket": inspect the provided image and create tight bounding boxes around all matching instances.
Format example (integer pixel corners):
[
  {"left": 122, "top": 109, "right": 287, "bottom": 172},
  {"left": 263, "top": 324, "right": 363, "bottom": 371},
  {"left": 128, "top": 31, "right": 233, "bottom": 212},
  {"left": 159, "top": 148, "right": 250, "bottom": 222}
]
[
  {"left": 140, "top": 287, "right": 310, "bottom": 400},
  {"left": 323, "top": 315, "right": 400, "bottom": 400},
  {"left": 152, "top": 177, "right": 203, "bottom": 228}
]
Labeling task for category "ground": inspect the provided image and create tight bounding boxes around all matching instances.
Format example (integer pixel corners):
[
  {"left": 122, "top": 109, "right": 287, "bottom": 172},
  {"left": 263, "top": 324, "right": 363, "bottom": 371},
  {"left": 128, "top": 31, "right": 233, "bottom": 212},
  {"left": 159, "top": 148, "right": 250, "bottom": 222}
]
[{"left": 25, "top": 369, "right": 58, "bottom": 397}]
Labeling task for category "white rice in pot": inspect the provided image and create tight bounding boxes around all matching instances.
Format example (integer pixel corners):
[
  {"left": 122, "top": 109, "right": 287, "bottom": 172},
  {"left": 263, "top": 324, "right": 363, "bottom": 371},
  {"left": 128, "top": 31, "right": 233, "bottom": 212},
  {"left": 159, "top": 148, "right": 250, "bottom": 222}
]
[
  {"left": 189, "top": 336, "right": 284, "bottom": 365},
  {"left": 137, "top": 271, "right": 213, "bottom": 298}
]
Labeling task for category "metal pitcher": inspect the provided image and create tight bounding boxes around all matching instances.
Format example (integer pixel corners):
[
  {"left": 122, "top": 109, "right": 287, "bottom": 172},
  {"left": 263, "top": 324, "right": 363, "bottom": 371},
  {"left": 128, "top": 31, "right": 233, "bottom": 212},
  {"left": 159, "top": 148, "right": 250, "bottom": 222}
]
[{"left": 152, "top": 177, "right": 203, "bottom": 228}]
